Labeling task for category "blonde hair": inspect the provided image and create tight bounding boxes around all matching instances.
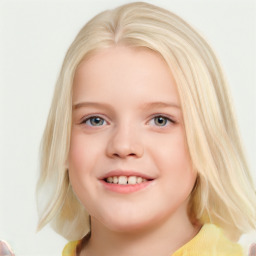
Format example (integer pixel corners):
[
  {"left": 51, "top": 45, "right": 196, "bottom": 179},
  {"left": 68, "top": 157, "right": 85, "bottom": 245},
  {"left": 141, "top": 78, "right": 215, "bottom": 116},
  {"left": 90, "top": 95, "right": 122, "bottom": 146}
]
[{"left": 36, "top": 2, "right": 256, "bottom": 241}]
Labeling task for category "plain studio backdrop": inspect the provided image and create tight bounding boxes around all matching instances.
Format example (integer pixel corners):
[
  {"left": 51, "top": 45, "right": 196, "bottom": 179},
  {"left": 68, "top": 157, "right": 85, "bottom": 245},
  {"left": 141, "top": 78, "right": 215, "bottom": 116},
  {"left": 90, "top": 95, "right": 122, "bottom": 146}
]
[{"left": 0, "top": 0, "right": 255, "bottom": 255}]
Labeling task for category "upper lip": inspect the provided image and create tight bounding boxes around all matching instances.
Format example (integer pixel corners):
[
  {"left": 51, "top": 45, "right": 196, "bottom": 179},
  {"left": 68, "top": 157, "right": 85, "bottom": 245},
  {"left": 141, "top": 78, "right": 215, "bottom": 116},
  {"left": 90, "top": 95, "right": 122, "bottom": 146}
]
[{"left": 99, "top": 170, "right": 155, "bottom": 180}]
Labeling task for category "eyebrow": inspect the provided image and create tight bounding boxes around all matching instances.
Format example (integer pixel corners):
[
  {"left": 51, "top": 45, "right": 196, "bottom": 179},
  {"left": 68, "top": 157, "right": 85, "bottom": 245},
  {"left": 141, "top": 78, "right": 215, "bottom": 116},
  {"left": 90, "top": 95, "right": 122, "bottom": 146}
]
[
  {"left": 73, "top": 102, "right": 111, "bottom": 110},
  {"left": 140, "top": 101, "right": 181, "bottom": 110},
  {"left": 73, "top": 101, "right": 181, "bottom": 111}
]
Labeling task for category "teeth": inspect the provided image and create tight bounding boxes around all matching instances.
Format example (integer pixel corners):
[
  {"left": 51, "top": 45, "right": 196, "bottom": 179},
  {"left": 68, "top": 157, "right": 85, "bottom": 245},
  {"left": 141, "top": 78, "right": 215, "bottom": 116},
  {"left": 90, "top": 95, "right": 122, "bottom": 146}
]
[
  {"left": 107, "top": 177, "right": 113, "bottom": 183},
  {"left": 128, "top": 176, "right": 137, "bottom": 185},
  {"left": 105, "top": 175, "right": 149, "bottom": 185},
  {"left": 113, "top": 176, "right": 118, "bottom": 184},
  {"left": 137, "top": 177, "right": 142, "bottom": 184},
  {"left": 119, "top": 176, "right": 128, "bottom": 185}
]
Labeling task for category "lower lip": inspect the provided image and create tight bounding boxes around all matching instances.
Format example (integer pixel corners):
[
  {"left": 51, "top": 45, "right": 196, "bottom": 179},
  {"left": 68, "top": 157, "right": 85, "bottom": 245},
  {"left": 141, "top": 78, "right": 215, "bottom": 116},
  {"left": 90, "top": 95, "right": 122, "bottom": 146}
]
[{"left": 99, "top": 180, "right": 153, "bottom": 194}]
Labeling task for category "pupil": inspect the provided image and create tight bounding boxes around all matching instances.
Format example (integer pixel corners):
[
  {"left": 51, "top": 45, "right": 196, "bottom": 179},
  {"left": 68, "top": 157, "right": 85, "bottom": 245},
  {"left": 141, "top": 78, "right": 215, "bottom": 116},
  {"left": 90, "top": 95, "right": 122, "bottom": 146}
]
[
  {"left": 92, "top": 117, "right": 103, "bottom": 125},
  {"left": 155, "top": 117, "right": 167, "bottom": 126}
]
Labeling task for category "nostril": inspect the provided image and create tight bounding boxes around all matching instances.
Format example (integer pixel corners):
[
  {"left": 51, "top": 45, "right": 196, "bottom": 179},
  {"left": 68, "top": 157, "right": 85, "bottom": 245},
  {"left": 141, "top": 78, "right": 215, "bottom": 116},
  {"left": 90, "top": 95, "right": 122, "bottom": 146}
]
[
  {"left": 106, "top": 140, "right": 144, "bottom": 159},
  {"left": 112, "top": 152, "right": 136, "bottom": 158}
]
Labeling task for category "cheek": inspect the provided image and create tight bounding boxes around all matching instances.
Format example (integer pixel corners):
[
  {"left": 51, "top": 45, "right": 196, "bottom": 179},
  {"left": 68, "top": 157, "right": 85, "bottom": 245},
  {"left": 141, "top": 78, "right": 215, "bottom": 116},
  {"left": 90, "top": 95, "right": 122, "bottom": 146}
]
[
  {"left": 151, "top": 131, "right": 196, "bottom": 192},
  {"left": 69, "top": 130, "right": 99, "bottom": 171},
  {"left": 68, "top": 132, "right": 96, "bottom": 206},
  {"left": 68, "top": 132, "right": 93, "bottom": 196},
  {"left": 151, "top": 130, "right": 192, "bottom": 169},
  {"left": 69, "top": 136, "right": 84, "bottom": 171},
  {"left": 68, "top": 130, "right": 106, "bottom": 200}
]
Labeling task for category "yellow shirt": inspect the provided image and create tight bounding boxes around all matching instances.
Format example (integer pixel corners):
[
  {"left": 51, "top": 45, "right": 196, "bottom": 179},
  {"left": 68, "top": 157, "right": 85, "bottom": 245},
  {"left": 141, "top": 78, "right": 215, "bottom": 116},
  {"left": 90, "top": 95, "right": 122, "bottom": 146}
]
[{"left": 62, "top": 224, "right": 244, "bottom": 256}]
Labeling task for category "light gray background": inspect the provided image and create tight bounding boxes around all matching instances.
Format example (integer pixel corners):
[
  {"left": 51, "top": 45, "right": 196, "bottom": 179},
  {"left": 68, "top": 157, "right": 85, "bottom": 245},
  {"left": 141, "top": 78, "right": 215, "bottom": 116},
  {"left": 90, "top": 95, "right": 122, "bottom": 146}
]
[{"left": 0, "top": 0, "right": 255, "bottom": 255}]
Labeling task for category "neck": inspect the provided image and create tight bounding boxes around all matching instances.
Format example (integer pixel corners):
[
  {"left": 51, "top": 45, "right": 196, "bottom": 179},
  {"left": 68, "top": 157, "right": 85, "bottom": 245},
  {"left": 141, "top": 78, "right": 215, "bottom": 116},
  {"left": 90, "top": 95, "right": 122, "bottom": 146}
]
[{"left": 81, "top": 207, "right": 201, "bottom": 256}]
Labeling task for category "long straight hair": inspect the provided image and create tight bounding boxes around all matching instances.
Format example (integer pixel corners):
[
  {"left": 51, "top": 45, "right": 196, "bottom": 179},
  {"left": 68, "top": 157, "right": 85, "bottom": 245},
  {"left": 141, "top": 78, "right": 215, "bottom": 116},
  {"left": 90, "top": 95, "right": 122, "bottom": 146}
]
[{"left": 36, "top": 2, "right": 256, "bottom": 241}]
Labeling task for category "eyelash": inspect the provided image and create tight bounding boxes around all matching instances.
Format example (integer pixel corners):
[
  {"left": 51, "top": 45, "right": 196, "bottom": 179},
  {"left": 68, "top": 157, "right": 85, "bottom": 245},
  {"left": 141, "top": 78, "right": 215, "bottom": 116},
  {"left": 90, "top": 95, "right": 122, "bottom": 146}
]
[
  {"left": 81, "top": 115, "right": 108, "bottom": 127},
  {"left": 81, "top": 114, "right": 176, "bottom": 127},
  {"left": 148, "top": 115, "right": 176, "bottom": 127}
]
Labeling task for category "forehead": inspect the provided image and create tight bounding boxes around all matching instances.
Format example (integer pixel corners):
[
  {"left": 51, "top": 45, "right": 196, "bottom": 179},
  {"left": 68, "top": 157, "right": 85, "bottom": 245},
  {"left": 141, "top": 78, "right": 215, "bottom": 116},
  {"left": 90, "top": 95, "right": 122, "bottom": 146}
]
[{"left": 73, "top": 46, "right": 180, "bottom": 106}]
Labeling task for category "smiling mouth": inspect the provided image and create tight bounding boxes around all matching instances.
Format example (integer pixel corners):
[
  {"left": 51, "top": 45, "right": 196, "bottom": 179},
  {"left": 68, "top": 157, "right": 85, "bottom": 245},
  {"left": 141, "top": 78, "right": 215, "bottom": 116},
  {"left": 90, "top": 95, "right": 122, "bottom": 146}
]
[
  {"left": 104, "top": 175, "right": 153, "bottom": 185},
  {"left": 100, "top": 171, "right": 155, "bottom": 193}
]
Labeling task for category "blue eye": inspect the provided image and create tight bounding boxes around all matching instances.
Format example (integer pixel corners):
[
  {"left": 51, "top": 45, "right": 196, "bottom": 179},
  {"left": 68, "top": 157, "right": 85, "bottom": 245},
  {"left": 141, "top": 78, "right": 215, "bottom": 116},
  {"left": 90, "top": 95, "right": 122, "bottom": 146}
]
[
  {"left": 150, "top": 116, "right": 174, "bottom": 126},
  {"left": 83, "top": 116, "right": 106, "bottom": 126}
]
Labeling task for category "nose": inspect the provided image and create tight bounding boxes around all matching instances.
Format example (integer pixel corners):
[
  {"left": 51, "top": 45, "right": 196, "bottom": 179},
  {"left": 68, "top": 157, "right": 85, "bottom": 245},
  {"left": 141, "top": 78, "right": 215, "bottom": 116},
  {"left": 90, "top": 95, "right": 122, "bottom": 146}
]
[{"left": 106, "top": 125, "right": 144, "bottom": 159}]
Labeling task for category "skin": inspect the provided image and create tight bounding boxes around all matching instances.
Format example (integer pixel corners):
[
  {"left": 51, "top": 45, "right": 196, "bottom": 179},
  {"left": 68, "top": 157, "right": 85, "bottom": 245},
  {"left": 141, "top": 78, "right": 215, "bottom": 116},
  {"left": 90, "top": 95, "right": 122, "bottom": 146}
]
[{"left": 68, "top": 46, "right": 199, "bottom": 256}]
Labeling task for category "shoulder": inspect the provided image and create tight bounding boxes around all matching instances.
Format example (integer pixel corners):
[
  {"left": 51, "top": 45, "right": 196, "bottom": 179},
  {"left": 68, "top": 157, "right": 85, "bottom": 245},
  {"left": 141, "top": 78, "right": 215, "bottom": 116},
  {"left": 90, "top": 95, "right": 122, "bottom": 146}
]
[
  {"left": 173, "top": 224, "right": 245, "bottom": 256},
  {"left": 62, "top": 240, "right": 81, "bottom": 256},
  {"left": 204, "top": 224, "right": 244, "bottom": 255}
]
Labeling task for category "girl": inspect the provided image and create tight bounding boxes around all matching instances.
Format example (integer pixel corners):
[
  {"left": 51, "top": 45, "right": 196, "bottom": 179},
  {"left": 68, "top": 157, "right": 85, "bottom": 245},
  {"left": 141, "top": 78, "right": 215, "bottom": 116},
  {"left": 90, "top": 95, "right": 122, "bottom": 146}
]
[{"left": 36, "top": 2, "right": 256, "bottom": 255}]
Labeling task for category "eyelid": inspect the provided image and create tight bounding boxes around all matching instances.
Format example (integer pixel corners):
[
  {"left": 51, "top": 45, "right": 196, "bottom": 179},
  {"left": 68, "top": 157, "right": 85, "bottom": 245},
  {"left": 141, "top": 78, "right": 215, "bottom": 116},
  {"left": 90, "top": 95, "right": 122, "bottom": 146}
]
[
  {"left": 80, "top": 114, "right": 109, "bottom": 125},
  {"left": 148, "top": 114, "right": 176, "bottom": 124},
  {"left": 78, "top": 113, "right": 176, "bottom": 126}
]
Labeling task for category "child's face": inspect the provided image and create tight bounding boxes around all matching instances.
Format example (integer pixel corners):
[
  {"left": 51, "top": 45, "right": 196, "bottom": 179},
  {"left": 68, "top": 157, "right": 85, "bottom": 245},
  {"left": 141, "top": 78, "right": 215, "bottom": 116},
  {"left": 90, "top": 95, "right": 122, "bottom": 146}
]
[{"left": 68, "top": 46, "right": 197, "bottom": 232}]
